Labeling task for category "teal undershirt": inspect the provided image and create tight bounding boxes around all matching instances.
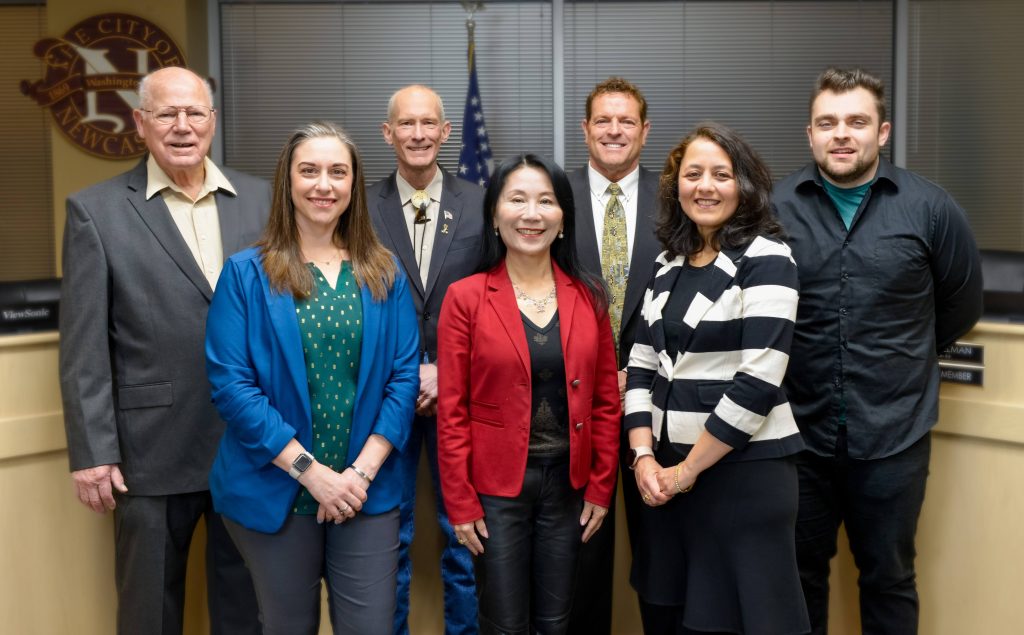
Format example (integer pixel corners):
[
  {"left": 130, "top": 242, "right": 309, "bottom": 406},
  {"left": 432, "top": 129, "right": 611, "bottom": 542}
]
[
  {"left": 820, "top": 179, "right": 871, "bottom": 427},
  {"left": 821, "top": 178, "right": 871, "bottom": 230}
]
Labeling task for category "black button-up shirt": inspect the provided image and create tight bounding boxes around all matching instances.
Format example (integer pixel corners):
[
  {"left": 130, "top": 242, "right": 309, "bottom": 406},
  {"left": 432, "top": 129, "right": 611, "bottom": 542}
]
[{"left": 773, "top": 158, "right": 982, "bottom": 459}]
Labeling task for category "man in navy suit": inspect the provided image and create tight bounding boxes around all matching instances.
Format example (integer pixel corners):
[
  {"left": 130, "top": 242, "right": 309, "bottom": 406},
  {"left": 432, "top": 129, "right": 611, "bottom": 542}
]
[
  {"left": 367, "top": 84, "right": 484, "bottom": 635},
  {"left": 567, "top": 77, "right": 662, "bottom": 634}
]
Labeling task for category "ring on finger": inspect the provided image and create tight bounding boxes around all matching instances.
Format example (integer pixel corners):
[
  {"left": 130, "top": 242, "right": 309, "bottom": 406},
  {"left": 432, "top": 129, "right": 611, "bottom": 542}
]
[
  {"left": 642, "top": 493, "right": 651, "bottom": 502},
  {"left": 457, "top": 537, "right": 467, "bottom": 545},
  {"left": 340, "top": 505, "right": 350, "bottom": 514}
]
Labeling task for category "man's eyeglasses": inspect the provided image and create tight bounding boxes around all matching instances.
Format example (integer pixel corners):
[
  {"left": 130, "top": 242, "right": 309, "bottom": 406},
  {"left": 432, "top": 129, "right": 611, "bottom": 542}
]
[{"left": 141, "top": 106, "right": 215, "bottom": 125}]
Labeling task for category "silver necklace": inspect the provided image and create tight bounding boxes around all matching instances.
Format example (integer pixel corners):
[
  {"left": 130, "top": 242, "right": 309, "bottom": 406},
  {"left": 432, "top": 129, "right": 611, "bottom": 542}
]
[{"left": 512, "top": 281, "right": 557, "bottom": 313}]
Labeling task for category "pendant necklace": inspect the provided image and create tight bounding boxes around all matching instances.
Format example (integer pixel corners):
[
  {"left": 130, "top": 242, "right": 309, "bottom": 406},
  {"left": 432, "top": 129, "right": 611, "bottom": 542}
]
[
  {"left": 512, "top": 281, "right": 557, "bottom": 313},
  {"left": 305, "top": 248, "right": 342, "bottom": 267}
]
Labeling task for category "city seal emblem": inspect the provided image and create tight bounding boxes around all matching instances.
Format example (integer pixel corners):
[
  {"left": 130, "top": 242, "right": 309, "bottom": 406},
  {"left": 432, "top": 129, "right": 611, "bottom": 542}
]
[{"left": 20, "top": 13, "right": 187, "bottom": 160}]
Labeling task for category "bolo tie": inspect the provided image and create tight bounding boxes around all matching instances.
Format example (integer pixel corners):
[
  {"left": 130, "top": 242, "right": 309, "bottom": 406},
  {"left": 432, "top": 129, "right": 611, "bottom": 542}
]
[{"left": 411, "top": 190, "right": 432, "bottom": 281}]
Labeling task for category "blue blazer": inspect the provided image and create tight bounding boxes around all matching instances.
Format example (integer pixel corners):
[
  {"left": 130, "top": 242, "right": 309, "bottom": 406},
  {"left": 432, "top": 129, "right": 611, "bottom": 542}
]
[{"left": 206, "top": 247, "right": 420, "bottom": 533}]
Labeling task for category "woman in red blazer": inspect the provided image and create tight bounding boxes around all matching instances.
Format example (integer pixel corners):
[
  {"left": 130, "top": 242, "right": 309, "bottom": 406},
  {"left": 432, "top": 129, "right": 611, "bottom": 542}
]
[{"left": 437, "top": 153, "right": 620, "bottom": 634}]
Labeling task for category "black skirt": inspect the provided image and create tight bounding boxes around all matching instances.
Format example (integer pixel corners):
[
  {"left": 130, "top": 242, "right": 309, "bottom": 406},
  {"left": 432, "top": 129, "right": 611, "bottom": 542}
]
[{"left": 630, "top": 445, "right": 809, "bottom": 635}]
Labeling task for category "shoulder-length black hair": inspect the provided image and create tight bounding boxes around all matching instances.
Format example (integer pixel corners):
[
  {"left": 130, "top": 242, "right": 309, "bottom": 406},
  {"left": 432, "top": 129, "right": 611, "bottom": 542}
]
[
  {"left": 478, "top": 153, "right": 608, "bottom": 312},
  {"left": 656, "top": 121, "right": 783, "bottom": 260}
]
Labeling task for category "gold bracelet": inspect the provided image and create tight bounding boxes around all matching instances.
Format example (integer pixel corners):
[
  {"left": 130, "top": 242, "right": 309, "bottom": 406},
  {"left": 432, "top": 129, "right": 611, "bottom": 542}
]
[{"left": 675, "top": 462, "right": 693, "bottom": 494}]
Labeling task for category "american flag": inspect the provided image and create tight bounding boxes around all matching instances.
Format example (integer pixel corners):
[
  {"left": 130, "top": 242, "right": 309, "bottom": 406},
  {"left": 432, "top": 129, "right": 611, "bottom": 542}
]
[{"left": 457, "top": 32, "right": 493, "bottom": 187}]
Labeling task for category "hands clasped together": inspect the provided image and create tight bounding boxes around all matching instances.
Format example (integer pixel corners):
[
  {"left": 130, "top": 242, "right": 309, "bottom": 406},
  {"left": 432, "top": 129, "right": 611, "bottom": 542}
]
[
  {"left": 300, "top": 464, "right": 372, "bottom": 524},
  {"left": 633, "top": 457, "right": 696, "bottom": 507}
]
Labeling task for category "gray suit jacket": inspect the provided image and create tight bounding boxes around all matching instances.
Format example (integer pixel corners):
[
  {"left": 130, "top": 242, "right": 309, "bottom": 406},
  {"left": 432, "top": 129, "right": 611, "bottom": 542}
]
[
  {"left": 569, "top": 165, "right": 661, "bottom": 363},
  {"left": 59, "top": 159, "right": 270, "bottom": 496},
  {"left": 367, "top": 166, "right": 484, "bottom": 362}
]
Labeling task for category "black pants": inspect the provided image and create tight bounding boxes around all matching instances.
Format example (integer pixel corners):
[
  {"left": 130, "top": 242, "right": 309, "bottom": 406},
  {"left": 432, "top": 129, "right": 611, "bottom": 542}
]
[
  {"left": 568, "top": 427, "right": 640, "bottom": 635},
  {"left": 113, "top": 491, "right": 259, "bottom": 635},
  {"left": 476, "top": 457, "right": 584, "bottom": 635},
  {"left": 795, "top": 429, "right": 931, "bottom": 635}
]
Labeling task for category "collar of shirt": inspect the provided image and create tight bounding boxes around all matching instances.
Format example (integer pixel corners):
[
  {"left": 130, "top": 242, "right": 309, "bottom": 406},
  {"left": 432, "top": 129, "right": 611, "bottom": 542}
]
[
  {"left": 587, "top": 162, "right": 640, "bottom": 204},
  {"left": 396, "top": 166, "right": 444, "bottom": 211},
  {"left": 145, "top": 155, "right": 236, "bottom": 201},
  {"left": 797, "top": 156, "right": 900, "bottom": 195}
]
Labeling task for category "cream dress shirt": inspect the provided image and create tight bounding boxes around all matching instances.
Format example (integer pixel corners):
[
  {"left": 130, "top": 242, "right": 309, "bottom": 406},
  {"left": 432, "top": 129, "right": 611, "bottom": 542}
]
[
  {"left": 146, "top": 155, "right": 236, "bottom": 289},
  {"left": 395, "top": 166, "right": 444, "bottom": 286}
]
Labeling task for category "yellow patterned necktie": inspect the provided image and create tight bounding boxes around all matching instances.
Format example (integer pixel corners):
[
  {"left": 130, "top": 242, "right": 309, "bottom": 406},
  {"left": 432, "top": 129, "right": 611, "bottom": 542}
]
[{"left": 602, "top": 183, "right": 629, "bottom": 353}]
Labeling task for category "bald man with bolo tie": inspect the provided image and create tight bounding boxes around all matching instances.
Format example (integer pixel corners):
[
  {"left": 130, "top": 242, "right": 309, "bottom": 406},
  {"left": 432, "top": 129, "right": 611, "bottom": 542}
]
[{"left": 367, "top": 84, "right": 485, "bottom": 635}]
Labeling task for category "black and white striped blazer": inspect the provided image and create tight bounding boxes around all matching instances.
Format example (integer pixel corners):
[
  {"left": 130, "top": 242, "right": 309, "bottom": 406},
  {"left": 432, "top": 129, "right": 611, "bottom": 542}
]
[{"left": 624, "top": 235, "right": 804, "bottom": 461}]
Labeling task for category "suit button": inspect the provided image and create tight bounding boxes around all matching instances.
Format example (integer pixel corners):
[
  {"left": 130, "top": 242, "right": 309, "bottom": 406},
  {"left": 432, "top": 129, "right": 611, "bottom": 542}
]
[
  {"left": 575, "top": 422, "right": 584, "bottom": 431},
  {"left": 571, "top": 379, "right": 581, "bottom": 387},
  {"left": 423, "top": 312, "right": 431, "bottom": 321}
]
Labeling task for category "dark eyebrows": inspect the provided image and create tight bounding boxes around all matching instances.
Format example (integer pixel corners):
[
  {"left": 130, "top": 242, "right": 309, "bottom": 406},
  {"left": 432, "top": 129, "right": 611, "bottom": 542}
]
[{"left": 813, "top": 112, "right": 873, "bottom": 123}]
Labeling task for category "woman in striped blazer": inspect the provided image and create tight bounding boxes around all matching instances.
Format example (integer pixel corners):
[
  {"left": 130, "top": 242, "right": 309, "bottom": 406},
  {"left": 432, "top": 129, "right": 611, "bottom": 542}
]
[{"left": 624, "top": 122, "right": 809, "bottom": 635}]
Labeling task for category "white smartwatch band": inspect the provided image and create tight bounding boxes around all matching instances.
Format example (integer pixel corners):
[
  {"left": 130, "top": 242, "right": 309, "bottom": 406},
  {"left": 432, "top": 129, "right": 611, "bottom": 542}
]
[
  {"left": 288, "top": 451, "right": 315, "bottom": 479},
  {"left": 629, "top": 446, "right": 655, "bottom": 470}
]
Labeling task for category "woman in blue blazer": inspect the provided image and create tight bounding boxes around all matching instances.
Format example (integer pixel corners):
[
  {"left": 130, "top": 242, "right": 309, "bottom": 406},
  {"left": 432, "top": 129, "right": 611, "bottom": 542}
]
[{"left": 205, "top": 122, "right": 419, "bottom": 635}]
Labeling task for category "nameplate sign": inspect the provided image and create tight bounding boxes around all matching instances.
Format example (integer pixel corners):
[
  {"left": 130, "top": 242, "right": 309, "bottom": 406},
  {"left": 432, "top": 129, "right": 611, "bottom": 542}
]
[
  {"left": 939, "top": 342, "right": 983, "bottom": 364},
  {"left": 939, "top": 363, "right": 984, "bottom": 386}
]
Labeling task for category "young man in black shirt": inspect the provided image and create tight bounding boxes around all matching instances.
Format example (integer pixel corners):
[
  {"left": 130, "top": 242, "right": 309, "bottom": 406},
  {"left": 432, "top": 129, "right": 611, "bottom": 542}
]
[{"left": 773, "top": 67, "right": 983, "bottom": 635}]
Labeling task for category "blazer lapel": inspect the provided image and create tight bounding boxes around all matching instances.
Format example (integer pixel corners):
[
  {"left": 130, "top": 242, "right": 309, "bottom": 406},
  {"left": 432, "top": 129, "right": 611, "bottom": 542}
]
[
  {"left": 352, "top": 283, "right": 381, "bottom": 415},
  {"left": 424, "top": 169, "right": 463, "bottom": 300},
  {"left": 216, "top": 187, "right": 248, "bottom": 258},
  {"left": 570, "top": 167, "right": 602, "bottom": 276},
  {"left": 486, "top": 264, "right": 531, "bottom": 378},
  {"left": 375, "top": 176, "right": 425, "bottom": 300},
  {"left": 261, "top": 268, "right": 311, "bottom": 425},
  {"left": 553, "top": 264, "right": 578, "bottom": 358},
  {"left": 622, "top": 167, "right": 661, "bottom": 334},
  {"left": 126, "top": 162, "right": 213, "bottom": 301},
  {"left": 646, "top": 256, "right": 682, "bottom": 376}
]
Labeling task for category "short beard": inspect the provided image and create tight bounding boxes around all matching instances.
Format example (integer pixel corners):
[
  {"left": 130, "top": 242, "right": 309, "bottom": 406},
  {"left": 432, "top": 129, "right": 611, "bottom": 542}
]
[{"left": 817, "top": 155, "right": 877, "bottom": 186}]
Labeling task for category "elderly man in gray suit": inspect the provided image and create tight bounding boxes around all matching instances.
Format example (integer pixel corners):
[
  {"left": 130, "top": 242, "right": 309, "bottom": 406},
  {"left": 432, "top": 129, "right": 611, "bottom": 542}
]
[
  {"left": 567, "top": 76, "right": 661, "bottom": 635},
  {"left": 59, "top": 66, "right": 267, "bottom": 635},
  {"left": 367, "top": 84, "right": 484, "bottom": 635}
]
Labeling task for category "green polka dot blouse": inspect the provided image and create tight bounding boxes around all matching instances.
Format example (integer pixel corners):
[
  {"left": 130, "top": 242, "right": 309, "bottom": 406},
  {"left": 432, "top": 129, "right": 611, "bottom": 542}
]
[{"left": 292, "top": 262, "right": 362, "bottom": 515}]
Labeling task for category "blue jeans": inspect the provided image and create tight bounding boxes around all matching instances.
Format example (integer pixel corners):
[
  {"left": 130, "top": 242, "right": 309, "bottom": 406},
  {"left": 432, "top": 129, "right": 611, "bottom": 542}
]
[
  {"left": 795, "top": 427, "right": 931, "bottom": 635},
  {"left": 394, "top": 415, "right": 478, "bottom": 635}
]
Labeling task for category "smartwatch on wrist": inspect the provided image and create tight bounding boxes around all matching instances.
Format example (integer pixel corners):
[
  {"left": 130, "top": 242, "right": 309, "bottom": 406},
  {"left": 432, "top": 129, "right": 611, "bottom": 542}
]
[
  {"left": 288, "top": 451, "right": 315, "bottom": 479},
  {"left": 629, "top": 446, "right": 655, "bottom": 470}
]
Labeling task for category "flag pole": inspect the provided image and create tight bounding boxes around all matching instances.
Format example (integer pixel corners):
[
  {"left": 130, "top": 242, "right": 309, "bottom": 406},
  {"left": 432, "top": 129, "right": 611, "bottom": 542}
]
[
  {"left": 461, "top": 1, "right": 483, "bottom": 71},
  {"left": 457, "top": 1, "right": 494, "bottom": 187}
]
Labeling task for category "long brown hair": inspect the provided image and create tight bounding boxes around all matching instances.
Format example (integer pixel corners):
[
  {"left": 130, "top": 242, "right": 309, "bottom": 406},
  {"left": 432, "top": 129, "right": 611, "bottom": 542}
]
[{"left": 258, "top": 121, "right": 396, "bottom": 301}]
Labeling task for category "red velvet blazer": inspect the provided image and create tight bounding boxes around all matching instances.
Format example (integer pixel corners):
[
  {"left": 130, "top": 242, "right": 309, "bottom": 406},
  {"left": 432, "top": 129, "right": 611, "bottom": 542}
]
[{"left": 437, "top": 260, "right": 621, "bottom": 526}]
